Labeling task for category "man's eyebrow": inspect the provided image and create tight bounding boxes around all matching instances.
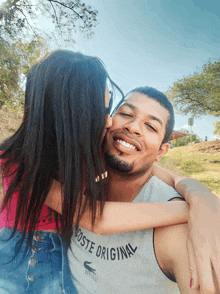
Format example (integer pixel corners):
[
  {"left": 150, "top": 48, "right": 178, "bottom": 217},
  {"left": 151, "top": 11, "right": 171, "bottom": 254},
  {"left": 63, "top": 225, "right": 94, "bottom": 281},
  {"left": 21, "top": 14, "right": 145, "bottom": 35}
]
[
  {"left": 120, "top": 102, "right": 163, "bottom": 126},
  {"left": 119, "top": 102, "right": 137, "bottom": 110},
  {"left": 148, "top": 115, "right": 163, "bottom": 126}
]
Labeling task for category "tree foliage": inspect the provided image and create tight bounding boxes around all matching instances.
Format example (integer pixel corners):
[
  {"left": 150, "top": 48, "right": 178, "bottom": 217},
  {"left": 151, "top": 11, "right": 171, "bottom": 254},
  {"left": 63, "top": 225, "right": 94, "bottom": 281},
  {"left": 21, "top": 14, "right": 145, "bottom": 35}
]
[
  {"left": 167, "top": 59, "right": 220, "bottom": 117},
  {"left": 0, "top": 1, "right": 98, "bottom": 109},
  {"left": 0, "top": 37, "right": 47, "bottom": 109},
  {"left": 214, "top": 121, "right": 220, "bottom": 137},
  {"left": 170, "top": 129, "right": 201, "bottom": 147},
  {"left": 0, "top": 37, "right": 20, "bottom": 108},
  {"left": 0, "top": 0, "right": 98, "bottom": 44}
]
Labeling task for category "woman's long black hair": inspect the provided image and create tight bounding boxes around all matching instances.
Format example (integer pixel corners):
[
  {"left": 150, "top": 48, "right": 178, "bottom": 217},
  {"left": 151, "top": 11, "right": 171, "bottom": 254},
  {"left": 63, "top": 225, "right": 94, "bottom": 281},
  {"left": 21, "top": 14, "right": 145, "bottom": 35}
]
[{"left": 0, "top": 50, "right": 123, "bottom": 252}]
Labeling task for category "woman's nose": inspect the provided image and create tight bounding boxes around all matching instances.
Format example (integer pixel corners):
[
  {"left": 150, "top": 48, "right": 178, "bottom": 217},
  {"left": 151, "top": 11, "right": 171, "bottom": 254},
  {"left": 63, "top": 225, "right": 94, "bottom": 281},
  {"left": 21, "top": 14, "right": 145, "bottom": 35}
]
[{"left": 105, "top": 114, "right": 113, "bottom": 129}]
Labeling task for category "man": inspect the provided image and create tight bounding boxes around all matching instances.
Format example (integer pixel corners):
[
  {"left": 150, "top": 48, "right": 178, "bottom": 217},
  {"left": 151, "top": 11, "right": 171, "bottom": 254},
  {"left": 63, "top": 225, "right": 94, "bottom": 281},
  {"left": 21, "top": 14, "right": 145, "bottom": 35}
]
[
  {"left": 105, "top": 87, "right": 220, "bottom": 293},
  {"left": 67, "top": 87, "right": 217, "bottom": 293},
  {"left": 46, "top": 86, "right": 220, "bottom": 293}
]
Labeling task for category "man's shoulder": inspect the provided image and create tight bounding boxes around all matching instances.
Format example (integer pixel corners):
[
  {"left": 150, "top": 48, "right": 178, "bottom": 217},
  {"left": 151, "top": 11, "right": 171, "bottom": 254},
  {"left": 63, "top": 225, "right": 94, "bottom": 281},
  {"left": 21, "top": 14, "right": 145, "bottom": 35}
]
[
  {"left": 135, "top": 176, "right": 183, "bottom": 203},
  {"left": 149, "top": 176, "right": 177, "bottom": 191}
]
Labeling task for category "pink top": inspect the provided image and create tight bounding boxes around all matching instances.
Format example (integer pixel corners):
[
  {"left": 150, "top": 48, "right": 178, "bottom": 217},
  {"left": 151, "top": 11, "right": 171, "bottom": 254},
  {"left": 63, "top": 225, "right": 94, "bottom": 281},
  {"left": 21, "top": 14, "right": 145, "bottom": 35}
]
[{"left": 0, "top": 158, "right": 58, "bottom": 231}]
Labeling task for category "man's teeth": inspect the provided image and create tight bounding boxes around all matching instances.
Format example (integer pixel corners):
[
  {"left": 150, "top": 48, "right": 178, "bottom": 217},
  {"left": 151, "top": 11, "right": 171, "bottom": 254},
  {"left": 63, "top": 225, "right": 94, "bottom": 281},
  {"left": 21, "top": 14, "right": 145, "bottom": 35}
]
[{"left": 117, "top": 139, "right": 136, "bottom": 150}]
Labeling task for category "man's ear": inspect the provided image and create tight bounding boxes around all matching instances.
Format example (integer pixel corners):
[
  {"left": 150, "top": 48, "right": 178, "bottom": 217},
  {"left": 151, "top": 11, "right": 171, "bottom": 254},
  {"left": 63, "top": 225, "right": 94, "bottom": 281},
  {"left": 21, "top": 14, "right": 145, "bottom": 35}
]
[{"left": 155, "top": 143, "right": 170, "bottom": 162}]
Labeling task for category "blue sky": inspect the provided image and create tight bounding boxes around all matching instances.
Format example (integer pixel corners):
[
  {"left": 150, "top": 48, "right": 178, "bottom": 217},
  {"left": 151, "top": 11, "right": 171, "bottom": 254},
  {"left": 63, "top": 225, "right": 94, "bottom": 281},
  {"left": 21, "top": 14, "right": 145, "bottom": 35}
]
[{"left": 54, "top": 0, "right": 220, "bottom": 140}]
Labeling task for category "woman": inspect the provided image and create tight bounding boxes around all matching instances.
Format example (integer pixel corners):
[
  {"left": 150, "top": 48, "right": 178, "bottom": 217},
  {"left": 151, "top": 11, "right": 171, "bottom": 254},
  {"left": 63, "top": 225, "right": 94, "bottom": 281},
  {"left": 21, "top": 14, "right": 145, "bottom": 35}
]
[
  {"left": 0, "top": 50, "right": 188, "bottom": 293},
  {"left": 0, "top": 50, "right": 119, "bottom": 294}
]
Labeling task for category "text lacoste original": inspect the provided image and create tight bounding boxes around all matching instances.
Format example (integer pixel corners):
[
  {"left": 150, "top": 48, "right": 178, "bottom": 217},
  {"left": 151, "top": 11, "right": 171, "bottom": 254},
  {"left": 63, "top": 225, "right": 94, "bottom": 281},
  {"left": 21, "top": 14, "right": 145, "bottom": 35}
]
[{"left": 76, "top": 227, "right": 138, "bottom": 261}]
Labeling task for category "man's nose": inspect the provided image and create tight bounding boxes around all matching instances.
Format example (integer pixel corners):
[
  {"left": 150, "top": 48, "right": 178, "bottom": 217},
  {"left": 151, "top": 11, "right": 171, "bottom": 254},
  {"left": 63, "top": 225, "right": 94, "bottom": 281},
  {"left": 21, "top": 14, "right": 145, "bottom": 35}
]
[{"left": 124, "top": 120, "right": 141, "bottom": 136}]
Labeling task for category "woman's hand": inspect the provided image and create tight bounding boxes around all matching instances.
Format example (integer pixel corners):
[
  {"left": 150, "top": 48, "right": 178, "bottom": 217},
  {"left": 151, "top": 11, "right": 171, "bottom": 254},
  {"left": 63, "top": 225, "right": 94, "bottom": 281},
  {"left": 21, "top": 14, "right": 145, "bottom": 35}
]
[{"left": 153, "top": 164, "right": 220, "bottom": 293}]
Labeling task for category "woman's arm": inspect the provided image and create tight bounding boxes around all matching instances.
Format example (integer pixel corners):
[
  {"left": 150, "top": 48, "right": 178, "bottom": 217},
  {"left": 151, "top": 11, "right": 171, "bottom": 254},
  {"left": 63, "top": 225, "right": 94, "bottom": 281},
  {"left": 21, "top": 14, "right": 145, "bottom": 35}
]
[
  {"left": 152, "top": 164, "right": 183, "bottom": 188},
  {"left": 152, "top": 163, "right": 220, "bottom": 292},
  {"left": 45, "top": 179, "right": 189, "bottom": 235},
  {"left": 83, "top": 200, "right": 188, "bottom": 235}
]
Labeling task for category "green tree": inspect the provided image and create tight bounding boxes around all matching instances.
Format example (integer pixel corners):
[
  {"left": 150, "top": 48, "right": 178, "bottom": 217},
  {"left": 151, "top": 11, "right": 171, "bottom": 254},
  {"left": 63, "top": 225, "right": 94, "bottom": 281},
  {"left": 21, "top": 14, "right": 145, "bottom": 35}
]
[
  {"left": 214, "top": 121, "right": 220, "bottom": 137},
  {"left": 171, "top": 129, "right": 201, "bottom": 147},
  {"left": 15, "top": 38, "right": 48, "bottom": 76},
  {"left": 0, "top": 37, "right": 20, "bottom": 108},
  {"left": 167, "top": 59, "right": 220, "bottom": 117},
  {"left": 0, "top": 0, "right": 98, "bottom": 44},
  {"left": 0, "top": 37, "right": 47, "bottom": 109}
]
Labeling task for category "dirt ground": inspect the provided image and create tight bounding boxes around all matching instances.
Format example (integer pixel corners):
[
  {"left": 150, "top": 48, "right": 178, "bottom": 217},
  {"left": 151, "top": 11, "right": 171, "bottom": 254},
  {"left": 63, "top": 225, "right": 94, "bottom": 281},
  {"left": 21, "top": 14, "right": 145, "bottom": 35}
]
[{"left": 187, "top": 140, "right": 220, "bottom": 154}]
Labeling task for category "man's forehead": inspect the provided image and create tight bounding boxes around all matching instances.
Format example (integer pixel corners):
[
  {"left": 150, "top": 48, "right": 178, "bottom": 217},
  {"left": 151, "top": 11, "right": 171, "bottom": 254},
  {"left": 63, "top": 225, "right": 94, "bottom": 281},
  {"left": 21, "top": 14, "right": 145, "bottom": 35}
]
[
  {"left": 122, "top": 92, "right": 158, "bottom": 104},
  {"left": 125, "top": 92, "right": 138, "bottom": 98},
  {"left": 119, "top": 92, "right": 170, "bottom": 125},
  {"left": 123, "top": 92, "right": 143, "bottom": 102},
  {"left": 121, "top": 92, "right": 162, "bottom": 109}
]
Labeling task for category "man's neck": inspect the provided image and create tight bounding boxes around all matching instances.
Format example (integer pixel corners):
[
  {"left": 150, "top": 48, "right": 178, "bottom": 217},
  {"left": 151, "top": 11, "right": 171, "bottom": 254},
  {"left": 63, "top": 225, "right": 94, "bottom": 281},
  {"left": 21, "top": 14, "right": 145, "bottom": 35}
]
[{"left": 107, "top": 167, "right": 153, "bottom": 202}]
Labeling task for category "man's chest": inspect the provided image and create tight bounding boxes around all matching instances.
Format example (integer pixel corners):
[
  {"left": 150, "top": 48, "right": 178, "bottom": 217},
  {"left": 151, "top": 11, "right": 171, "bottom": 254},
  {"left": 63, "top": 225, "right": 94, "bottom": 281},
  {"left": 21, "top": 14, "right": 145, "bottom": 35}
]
[{"left": 67, "top": 226, "right": 178, "bottom": 294}]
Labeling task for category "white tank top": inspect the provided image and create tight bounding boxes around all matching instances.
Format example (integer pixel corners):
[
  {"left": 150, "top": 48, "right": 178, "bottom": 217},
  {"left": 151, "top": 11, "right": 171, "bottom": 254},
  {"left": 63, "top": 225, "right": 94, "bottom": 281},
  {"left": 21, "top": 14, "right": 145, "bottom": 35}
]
[{"left": 68, "top": 176, "right": 182, "bottom": 293}]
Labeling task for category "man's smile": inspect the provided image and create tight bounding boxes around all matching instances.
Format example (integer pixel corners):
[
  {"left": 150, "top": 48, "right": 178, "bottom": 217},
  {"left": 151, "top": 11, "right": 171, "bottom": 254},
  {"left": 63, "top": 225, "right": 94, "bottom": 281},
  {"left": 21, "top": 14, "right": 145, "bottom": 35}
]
[
  {"left": 115, "top": 139, "right": 136, "bottom": 150},
  {"left": 112, "top": 133, "right": 141, "bottom": 154}
]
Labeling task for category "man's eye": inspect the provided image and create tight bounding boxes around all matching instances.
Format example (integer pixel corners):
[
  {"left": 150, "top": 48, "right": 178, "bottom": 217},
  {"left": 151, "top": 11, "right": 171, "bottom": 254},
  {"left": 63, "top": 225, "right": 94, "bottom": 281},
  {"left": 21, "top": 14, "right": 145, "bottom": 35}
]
[
  {"left": 145, "top": 123, "right": 156, "bottom": 132},
  {"left": 119, "top": 112, "right": 132, "bottom": 117}
]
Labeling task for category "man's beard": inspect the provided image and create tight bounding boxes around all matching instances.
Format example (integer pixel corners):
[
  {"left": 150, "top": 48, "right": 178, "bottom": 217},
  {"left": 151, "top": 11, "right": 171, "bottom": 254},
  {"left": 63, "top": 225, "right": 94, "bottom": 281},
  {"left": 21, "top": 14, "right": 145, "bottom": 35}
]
[{"left": 104, "top": 152, "right": 134, "bottom": 173}]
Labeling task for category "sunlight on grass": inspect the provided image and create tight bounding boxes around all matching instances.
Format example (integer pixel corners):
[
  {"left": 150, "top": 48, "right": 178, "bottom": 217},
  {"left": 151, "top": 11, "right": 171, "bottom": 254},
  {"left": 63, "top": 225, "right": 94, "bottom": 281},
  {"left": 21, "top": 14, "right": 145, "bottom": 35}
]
[
  {"left": 0, "top": 108, "right": 22, "bottom": 143},
  {"left": 159, "top": 143, "right": 220, "bottom": 197}
]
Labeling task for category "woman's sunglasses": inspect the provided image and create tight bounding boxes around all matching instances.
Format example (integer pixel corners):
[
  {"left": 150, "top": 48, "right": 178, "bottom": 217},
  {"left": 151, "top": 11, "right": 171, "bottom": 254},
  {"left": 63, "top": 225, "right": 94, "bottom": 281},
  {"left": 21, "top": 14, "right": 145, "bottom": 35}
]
[
  {"left": 106, "top": 91, "right": 114, "bottom": 116},
  {"left": 106, "top": 90, "right": 124, "bottom": 117}
]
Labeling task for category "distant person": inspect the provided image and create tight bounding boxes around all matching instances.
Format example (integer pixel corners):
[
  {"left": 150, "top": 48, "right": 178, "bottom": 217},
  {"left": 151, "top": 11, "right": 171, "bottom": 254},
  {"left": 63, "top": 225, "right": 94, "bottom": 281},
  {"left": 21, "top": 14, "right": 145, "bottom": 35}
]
[{"left": 205, "top": 136, "right": 208, "bottom": 141}]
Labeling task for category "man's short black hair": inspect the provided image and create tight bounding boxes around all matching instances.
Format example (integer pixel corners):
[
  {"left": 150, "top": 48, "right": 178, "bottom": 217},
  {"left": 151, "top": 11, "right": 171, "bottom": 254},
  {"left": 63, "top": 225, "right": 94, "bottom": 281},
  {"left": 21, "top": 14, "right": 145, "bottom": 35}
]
[{"left": 127, "top": 86, "right": 174, "bottom": 143}]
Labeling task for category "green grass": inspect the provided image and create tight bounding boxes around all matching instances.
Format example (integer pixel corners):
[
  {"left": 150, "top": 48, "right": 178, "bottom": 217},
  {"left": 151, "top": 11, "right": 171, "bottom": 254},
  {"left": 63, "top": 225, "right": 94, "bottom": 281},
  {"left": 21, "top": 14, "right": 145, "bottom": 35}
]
[
  {"left": 158, "top": 142, "right": 220, "bottom": 197},
  {"left": 0, "top": 107, "right": 22, "bottom": 143}
]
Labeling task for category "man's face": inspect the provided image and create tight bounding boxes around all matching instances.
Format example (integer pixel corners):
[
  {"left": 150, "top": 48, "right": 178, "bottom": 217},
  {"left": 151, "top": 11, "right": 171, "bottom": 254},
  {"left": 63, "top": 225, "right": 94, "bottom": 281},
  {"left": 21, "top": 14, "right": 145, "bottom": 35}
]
[{"left": 103, "top": 92, "right": 170, "bottom": 175}]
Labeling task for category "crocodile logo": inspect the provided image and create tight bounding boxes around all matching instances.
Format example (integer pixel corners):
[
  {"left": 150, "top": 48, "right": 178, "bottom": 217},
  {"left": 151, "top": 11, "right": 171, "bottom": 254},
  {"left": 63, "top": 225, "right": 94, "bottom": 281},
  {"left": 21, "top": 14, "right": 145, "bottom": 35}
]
[{"left": 84, "top": 261, "right": 96, "bottom": 275}]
